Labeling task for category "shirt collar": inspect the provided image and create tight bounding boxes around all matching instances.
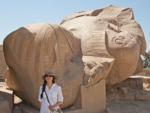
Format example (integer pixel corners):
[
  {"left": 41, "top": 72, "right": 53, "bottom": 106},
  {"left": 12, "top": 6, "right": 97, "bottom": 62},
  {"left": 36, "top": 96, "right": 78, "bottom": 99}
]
[{"left": 46, "top": 83, "right": 56, "bottom": 90}]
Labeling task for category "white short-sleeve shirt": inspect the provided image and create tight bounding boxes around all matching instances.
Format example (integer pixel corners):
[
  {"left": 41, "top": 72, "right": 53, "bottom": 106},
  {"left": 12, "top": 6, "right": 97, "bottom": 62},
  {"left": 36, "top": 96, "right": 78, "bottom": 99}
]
[{"left": 38, "top": 83, "right": 63, "bottom": 113}]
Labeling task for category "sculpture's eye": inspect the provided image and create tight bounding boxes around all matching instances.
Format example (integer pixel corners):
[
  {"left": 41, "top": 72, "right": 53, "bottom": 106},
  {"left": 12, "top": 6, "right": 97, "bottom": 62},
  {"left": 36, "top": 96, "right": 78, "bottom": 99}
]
[{"left": 115, "top": 36, "right": 124, "bottom": 45}]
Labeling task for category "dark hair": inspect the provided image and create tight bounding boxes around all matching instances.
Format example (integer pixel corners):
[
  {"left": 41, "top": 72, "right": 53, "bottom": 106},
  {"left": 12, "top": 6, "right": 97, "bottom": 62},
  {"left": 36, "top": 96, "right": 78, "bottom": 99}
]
[{"left": 40, "top": 72, "right": 56, "bottom": 99}]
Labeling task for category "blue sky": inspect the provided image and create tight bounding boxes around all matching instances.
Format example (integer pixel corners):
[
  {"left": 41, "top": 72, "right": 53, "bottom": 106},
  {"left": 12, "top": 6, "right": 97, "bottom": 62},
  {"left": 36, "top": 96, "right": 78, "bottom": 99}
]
[{"left": 0, "top": 0, "right": 149, "bottom": 50}]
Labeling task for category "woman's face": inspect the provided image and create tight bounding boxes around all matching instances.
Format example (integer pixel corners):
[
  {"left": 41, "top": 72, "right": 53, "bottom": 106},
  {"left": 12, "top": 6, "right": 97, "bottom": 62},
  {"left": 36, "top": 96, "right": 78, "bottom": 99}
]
[{"left": 45, "top": 75, "right": 53, "bottom": 83}]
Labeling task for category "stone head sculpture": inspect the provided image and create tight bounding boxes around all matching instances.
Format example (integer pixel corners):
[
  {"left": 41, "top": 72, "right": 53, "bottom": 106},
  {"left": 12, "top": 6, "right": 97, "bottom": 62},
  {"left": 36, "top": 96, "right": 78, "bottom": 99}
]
[
  {"left": 61, "top": 5, "right": 146, "bottom": 86},
  {"left": 3, "top": 6, "right": 147, "bottom": 112}
]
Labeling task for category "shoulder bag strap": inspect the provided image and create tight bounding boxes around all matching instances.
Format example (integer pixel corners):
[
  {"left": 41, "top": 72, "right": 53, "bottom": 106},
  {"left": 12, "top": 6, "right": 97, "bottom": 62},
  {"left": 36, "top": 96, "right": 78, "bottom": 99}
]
[{"left": 45, "top": 91, "right": 50, "bottom": 104}]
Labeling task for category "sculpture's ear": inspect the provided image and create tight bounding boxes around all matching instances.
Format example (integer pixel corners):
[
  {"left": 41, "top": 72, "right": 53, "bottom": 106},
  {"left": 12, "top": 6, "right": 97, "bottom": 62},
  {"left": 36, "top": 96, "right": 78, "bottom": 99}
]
[{"left": 118, "top": 8, "right": 134, "bottom": 21}]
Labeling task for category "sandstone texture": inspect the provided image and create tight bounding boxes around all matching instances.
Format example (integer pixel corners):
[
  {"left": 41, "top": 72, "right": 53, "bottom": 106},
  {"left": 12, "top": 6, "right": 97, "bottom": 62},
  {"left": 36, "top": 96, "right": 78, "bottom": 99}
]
[
  {"left": 105, "top": 74, "right": 150, "bottom": 113},
  {"left": 3, "top": 6, "right": 148, "bottom": 113},
  {"left": 0, "top": 82, "right": 13, "bottom": 113},
  {"left": 3, "top": 23, "right": 113, "bottom": 112},
  {"left": 0, "top": 45, "right": 7, "bottom": 81},
  {"left": 3, "top": 23, "right": 84, "bottom": 109},
  {"left": 61, "top": 5, "right": 146, "bottom": 86}
]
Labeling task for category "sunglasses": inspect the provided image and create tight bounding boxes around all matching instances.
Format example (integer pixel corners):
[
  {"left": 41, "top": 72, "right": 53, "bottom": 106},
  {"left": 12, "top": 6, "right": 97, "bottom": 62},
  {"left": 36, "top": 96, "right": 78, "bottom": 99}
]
[{"left": 45, "top": 75, "right": 54, "bottom": 77}]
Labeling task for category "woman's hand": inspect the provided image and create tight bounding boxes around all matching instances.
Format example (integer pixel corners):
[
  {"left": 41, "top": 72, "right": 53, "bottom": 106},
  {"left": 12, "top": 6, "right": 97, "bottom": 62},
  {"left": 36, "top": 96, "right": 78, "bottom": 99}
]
[
  {"left": 48, "top": 105, "right": 55, "bottom": 110},
  {"left": 48, "top": 102, "right": 63, "bottom": 110}
]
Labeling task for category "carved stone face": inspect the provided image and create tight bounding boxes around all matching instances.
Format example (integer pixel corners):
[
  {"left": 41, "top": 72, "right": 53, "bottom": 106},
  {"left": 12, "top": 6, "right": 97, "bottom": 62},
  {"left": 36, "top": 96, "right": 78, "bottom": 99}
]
[
  {"left": 61, "top": 6, "right": 146, "bottom": 85},
  {"left": 109, "top": 32, "right": 137, "bottom": 49},
  {"left": 3, "top": 6, "right": 147, "bottom": 111}
]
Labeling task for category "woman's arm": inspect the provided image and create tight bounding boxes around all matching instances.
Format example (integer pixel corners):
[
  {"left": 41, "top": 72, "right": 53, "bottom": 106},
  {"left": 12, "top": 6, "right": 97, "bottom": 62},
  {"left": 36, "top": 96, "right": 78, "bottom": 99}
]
[
  {"left": 38, "top": 86, "right": 42, "bottom": 103},
  {"left": 49, "top": 86, "right": 64, "bottom": 109},
  {"left": 57, "top": 86, "right": 64, "bottom": 103},
  {"left": 49, "top": 101, "right": 63, "bottom": 108}
]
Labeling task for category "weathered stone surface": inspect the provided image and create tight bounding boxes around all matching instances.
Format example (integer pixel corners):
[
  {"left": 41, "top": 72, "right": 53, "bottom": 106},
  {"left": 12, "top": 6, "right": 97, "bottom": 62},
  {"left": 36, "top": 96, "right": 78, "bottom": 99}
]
[
  {"left": 134, "top": 57, "right": 143, "bottom": 74},
  {"left": 64, "top": 80, "right": 106, "bottom": 113},
  {"left": 13, "top": 103, "right": 39, "bottom": 113},
  {"left": 3, "top": 23, "right": 84, "bottom": 109},
  {"left": 0, "top": 101, "right": 10, "bottom": 113},
  {"left": 3, "top": 5, "right": 148, "bottom": 113},
  {"left": 0, "top": 45, "right": 7, "bottom": 81},
  {"left": 3, "top": 23, "right": 112, "bottom": 113},
  {"left": 104, "top": 100, "right": 150, "bottom": 113},
  {"left": 83, "top": 56, "right": 114, "bottom": 86},
  {"left": 105, "top": 75, "right": 150, "bottom": 113},
  {"left": 106, "top": 75, "right": 150, "bottom": 102},
  {"left": 0, "top": 82, "right": 13, "bottom": 113},
  {"left": 13, "top": 80, "right": 106, "bottom": 113},
  {"left": 21, "top": 104, "right": 39, "bottom": 113},
  {"left": 61, "top": 5, "right": 146, "bottom": 86}
]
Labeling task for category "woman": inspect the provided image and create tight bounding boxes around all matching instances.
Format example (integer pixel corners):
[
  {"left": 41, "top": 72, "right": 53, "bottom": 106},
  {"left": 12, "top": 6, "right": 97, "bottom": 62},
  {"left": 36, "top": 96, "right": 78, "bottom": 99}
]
[{"left": 38, "top": 71, "right": 64, "bottom": 113}]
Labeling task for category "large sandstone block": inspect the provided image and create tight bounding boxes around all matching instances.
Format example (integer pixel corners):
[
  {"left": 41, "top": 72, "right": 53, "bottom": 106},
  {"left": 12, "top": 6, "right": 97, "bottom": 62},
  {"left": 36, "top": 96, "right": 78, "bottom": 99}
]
[
  {"left": 61, "top": 5, "right": 146, "bottom": 86},
  {"left": 0, "top": 85, "right": 13, "bottom": 113},
  {"left": 63, "top": 80, "right": 106, "bottom": 113},
  {"left": 0, "top": 45, "right": 7, "bottom": 81},
  {"left": 3, "top": 23, "right": 84, "bottom": 109},
  {"left": 21, "top": 104, "right": 39, "bottom": 113},
  {"left": 3, "top": 5, "right": 147, "bottom": 113},
  {"left": 3, "top": 23, "right": 113, "bottom": 113}
]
